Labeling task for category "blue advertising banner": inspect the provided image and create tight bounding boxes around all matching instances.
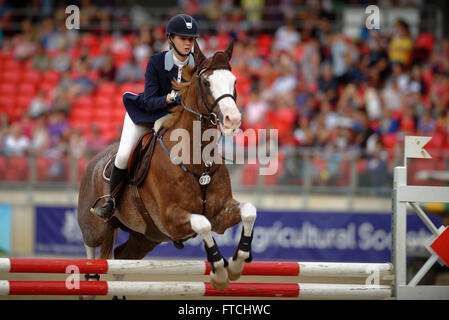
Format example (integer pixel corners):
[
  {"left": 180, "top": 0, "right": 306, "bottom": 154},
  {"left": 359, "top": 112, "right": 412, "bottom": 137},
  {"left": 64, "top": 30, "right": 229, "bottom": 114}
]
[
  {"left": 35, "top": 206, "right": 442, "bottom": 262},
  {"left": 0, "top": 204, "right": 11, "bottom": 253}
]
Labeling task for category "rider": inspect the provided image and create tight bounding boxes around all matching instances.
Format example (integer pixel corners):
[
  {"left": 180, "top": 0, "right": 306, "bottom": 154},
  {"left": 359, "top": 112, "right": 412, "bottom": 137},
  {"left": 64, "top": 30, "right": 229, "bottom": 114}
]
[{"left": 91, "top": 14, "right": 200, "bottom": 220}]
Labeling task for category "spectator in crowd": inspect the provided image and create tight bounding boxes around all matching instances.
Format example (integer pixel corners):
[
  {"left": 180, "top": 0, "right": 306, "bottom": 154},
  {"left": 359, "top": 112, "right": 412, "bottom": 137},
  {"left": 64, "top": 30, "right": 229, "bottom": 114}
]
[
  {"left": 98, "top": 54, "right": 116, "bottom": 83},
  {"left": 243, "top": 90, "right": 268, "bottom": 130},
  {"left": 31, "top": 42, "right": 51, "bottom": 71},
  {"left": 29, "top": 90, "right": 50, "bottom": 118},
  {"left": 0, "top": 113, "right": 11, "bottom": 154},
  {"left": 388, "top": 19, "right": 413, "bottom": 66},
  {"left": 47, "top": 109, "right": 70, "bottom": 147},
  {"left": 72, "top": 64, "right": 96, "bottom": 96},
  {"left": 133, "top": 24, "right": 152, "bottom": 63},
  {"left": 30, "top": 115, "right": 50, "bottom": 155},
  {"left": 417, "top": 109, "right": 436, "bottom": 135},
  {"left": 273, "top": 19, "right": 300, "bottom": 53},
  {"left": 0, "top": 2, "right": 448, "bottom": 189},
  {"left": 3, "top": 123, "right": 30, "bottom": 157},
  {"left": 69, "top": 127, "right": 86, "bottom": 159},
  {"left": 13, "top": 33, "right": 35, "bottom": 61},
  {"left": 115, "top": 56, "right": 144, "bottom": 83},
  {"left": 86, "top": 123, "right": 107, "bottom": 158},
  {"left": 52, "top": 42, "right": 72, "bottom": 72},
  {"left": 318, "top": 62, "right": 338, "bottom": 104}
]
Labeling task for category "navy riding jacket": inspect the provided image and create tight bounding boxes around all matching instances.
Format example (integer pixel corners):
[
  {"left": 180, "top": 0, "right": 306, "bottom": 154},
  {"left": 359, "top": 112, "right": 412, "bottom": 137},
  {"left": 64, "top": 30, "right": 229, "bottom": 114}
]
[{"left": 123, "top": 50, "right": 195, "bottom": 124}]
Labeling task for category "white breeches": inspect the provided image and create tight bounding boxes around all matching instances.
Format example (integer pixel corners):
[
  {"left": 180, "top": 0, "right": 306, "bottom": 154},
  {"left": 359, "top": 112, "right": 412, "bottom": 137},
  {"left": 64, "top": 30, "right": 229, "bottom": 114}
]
[{"left": 114, "top": 112, "right": 152, "bottom": 169}]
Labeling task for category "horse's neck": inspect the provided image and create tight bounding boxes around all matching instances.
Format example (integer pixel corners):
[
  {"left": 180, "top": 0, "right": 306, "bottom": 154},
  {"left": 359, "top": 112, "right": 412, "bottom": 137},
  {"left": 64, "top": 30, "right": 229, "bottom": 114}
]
[{"left": 163, "top": 90, "right": 217, "bottom": 169}]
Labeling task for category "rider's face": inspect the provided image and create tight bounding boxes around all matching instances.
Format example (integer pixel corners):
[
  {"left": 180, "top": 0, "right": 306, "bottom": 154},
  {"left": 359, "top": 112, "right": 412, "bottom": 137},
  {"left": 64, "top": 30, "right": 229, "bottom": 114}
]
[{"left": 171, "top": 35, "right": 195, "bottom": 56}]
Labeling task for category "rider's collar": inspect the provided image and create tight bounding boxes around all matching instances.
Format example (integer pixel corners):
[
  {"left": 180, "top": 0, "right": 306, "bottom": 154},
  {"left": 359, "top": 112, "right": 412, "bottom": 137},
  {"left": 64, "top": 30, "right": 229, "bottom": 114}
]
[{"left": 165, "top": 49, "right": 195, "bottom": 71}]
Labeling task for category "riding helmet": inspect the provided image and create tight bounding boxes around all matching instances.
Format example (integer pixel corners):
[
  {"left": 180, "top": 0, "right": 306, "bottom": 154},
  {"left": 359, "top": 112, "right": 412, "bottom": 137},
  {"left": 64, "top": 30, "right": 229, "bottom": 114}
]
[{"left": 166, "top": 14, "right": 199, "bottom": 38}]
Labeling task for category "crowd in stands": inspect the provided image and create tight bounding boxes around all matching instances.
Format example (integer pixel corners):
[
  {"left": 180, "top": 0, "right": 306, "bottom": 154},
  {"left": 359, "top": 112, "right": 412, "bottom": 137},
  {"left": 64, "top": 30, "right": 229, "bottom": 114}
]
[{"left": 0, "top": 0, "right": 448, "bottom": 187}]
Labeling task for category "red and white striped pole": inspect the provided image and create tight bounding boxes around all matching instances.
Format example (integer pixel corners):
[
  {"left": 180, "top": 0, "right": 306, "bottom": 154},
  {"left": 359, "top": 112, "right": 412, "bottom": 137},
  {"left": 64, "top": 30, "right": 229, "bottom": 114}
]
[
  {"left": 0, "top": 258, "right": 393, "bottom": 278},
  {"left": 0, "top": 281, "right": 392, "bottom": 299}
]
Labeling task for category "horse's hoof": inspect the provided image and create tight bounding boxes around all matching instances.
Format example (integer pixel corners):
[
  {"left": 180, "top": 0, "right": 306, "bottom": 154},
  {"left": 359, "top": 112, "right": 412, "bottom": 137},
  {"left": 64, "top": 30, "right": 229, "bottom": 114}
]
[
  {"left": 112, "top": 295, "right": 126, "bottom": 300},
  {"left": 209, "top": 259, "right": 229, "bottom": 290},
  {"left": 228, "top": 250, "right": 250, "bottom": 281},
  {"left": 210, "top": 274, "right": 229, "bottom": 290}
]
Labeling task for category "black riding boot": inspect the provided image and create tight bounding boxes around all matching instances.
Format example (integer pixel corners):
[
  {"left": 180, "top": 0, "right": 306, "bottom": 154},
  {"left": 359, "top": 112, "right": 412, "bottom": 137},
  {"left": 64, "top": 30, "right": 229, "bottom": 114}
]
[{"left": 91, "top": 165, "right": 127, "bottom": 220}]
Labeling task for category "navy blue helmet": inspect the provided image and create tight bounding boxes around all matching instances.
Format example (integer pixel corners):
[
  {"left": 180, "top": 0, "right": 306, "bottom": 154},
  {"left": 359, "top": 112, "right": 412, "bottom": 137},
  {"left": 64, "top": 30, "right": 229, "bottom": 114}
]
[{"left": 166, "top": 14, "right": 199, "bottom": 38}]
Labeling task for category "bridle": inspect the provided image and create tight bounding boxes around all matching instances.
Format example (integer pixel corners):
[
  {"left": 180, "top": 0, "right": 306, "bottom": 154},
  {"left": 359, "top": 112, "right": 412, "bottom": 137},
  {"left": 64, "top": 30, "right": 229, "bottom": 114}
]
[{"left": 180, "top": 67, "right": 237, "bottom": 127}]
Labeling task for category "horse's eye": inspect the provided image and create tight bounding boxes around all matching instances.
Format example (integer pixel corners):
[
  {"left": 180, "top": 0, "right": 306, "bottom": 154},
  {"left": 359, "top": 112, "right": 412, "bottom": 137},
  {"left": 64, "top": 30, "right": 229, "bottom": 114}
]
[{"left": 203, "top": 78, "right": 210, "bottom": 87}]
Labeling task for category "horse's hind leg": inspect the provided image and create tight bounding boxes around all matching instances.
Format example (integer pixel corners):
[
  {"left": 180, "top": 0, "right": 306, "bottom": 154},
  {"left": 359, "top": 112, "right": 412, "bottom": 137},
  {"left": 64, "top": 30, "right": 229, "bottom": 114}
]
[
  {"left": 79, "top": 226, "right": 118, "bottom": 300},
  {"left": 211, "top": 201, "right": 257, "bottom": 281},
  {"left": 80, "top": 244, "right": 99, "bottom": 300}
]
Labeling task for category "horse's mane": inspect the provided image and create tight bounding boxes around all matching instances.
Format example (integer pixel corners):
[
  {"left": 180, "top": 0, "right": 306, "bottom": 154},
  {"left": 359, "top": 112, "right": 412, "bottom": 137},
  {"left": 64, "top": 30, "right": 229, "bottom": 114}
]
[{"left": 163, "top": 65, "right": 197, "bottom": 128}]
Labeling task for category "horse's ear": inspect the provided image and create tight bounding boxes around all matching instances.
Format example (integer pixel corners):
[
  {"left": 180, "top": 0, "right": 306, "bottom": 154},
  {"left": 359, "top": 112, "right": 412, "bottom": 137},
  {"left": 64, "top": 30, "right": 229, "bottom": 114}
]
[
  {"left": 224, "top": 39, "right": 234, "bottom": 61},
  {"left": 193, "top": 40, "right": 206, "bottom": 65}
]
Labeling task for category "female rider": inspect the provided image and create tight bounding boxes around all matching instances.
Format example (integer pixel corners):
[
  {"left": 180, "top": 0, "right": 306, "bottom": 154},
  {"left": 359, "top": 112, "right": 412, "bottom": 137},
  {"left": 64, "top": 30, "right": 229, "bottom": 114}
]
[{"left": 92, "top": 14, "right": 199, "bottom": 220}]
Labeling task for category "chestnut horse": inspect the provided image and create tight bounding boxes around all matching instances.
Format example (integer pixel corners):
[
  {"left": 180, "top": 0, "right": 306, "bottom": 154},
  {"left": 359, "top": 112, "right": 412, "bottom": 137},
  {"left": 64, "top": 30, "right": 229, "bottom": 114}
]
[{"left": 77, "top": 40, "right": 256, "bottom": 298}]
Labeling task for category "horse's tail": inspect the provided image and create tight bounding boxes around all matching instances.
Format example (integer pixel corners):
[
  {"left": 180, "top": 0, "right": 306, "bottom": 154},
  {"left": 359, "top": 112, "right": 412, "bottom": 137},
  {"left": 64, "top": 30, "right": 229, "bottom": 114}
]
[{"left": 99, "top": 227, "right": 118, "bottom": 259}]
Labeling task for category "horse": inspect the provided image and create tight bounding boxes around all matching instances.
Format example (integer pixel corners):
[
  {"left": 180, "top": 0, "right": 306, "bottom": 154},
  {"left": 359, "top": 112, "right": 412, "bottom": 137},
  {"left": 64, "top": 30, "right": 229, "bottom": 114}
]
[{"left": 77, "top": 40, "right": 257, "bottom": 299}]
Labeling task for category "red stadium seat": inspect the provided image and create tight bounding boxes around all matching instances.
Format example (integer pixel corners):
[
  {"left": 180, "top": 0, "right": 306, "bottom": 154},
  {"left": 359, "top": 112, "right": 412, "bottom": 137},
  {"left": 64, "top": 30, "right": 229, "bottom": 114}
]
[
  {"left": 97, "top": 82, "right": 117, "bottom": 96},
  {"left": 241, "top": 163, "right": 258, "bottom": 185},
  {"left": 92, "top": 106, "right": 112, "bottom": 122},
  {"left": 17, "top": 82, "right": 37, "bottom": 96},
  {"left": 415, "top": 32, "right": 435, "bottom": 51},
  {"left": 119, "top": 83, "right": 137, "bottom": 95},
  {"left": 4, "top": 156, "right": 29, "bottom": 181},
  {"left": 0, "top": 155, "right": 7, "bottom": 180},
  {"left": 0, "top": 83, "right": 16, "bottom": 95},
  {"left": 2, "top": 71, "right": 22, "bottom": 83},
  {"left": 93, "top": 96, "right": 113, "bottom": 109},
  {"left": 3, "top": 59, "right": 21, "bottom": 73},
  {"left": 382, "top": 133, "right": 398, "bottom": 149},
  {"left": 69, "top": 108, "right": 92, "bottom": 123},
  {"left": 39, "top": 81, "right": 57, "bottom": 97},
  {"left": 21, "top": 70, "right": 42, "bottom": 84},
  {"left": 42, "top": 70, "right": 61, "bottom": 84},
  {"left": 16, "top": 95, "right": 34, "bottom": 110},
  {"left": 0, "top": 96, "right": 16, "bottom": 118},
  {"left": 72, "top": 95, "right": 93, "bottom": 110}
]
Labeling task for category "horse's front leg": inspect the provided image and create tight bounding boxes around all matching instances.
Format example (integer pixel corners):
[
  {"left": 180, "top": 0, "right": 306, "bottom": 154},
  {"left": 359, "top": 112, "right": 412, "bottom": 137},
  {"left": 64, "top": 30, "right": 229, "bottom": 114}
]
[
  {"left": 210, "top": 200, "right": 257, "bottom": 281},
  {"left": 190, "top": 214, "right": 229, "bottom": 289},
  {"left": 164, "top": 206, "right": 229, "bottom": 290}
]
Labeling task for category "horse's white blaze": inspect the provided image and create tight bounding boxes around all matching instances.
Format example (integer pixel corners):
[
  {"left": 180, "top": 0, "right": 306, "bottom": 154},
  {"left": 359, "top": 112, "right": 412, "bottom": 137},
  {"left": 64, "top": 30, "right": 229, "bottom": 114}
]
[{"left": 208, "top": 69, "right": 241, "bottom": 136}]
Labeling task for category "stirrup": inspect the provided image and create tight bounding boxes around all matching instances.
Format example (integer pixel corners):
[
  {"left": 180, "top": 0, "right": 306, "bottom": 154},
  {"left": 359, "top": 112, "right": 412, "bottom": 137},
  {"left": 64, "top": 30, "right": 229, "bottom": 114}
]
[{"left": 90, "top": 195, "right": 116, "bottom": 221}]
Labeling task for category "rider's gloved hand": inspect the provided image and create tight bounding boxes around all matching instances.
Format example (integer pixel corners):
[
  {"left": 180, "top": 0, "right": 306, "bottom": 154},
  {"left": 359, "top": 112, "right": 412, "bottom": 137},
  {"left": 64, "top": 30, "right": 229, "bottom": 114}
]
[{"left": 174, "top": 94, "right": 182, "bottom": 106}]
